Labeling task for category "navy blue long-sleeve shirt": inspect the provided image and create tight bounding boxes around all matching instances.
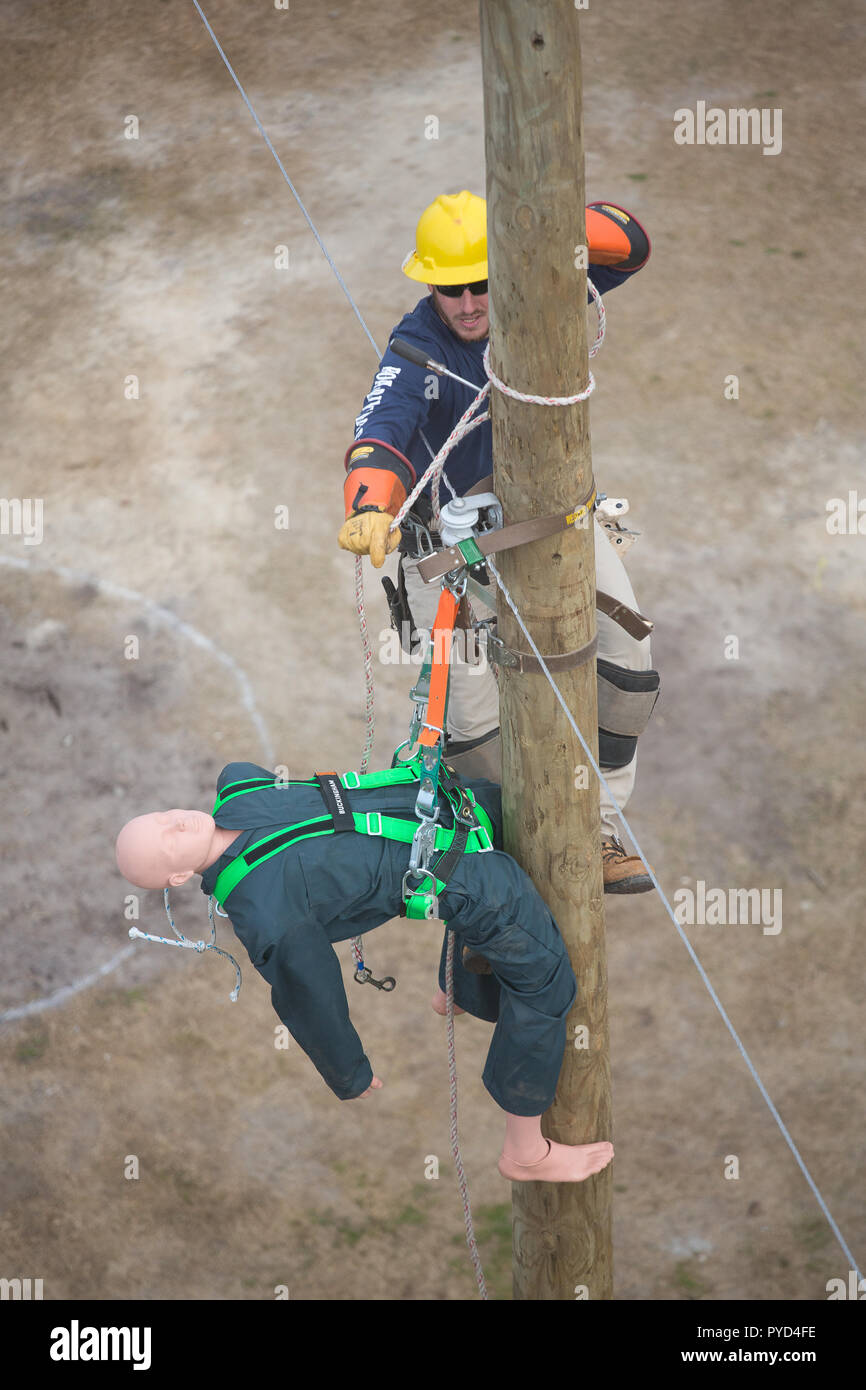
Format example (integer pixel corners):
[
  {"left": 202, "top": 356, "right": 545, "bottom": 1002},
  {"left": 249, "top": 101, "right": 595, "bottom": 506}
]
[{"left": 352, "top": 264, "right": 639, "bottom": 499}]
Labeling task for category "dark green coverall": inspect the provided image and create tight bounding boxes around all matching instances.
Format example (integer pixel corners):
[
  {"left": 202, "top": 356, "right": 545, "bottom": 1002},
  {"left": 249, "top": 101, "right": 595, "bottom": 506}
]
[{"left": 200, "top": 762, "right": 577, "bottom": 1115}]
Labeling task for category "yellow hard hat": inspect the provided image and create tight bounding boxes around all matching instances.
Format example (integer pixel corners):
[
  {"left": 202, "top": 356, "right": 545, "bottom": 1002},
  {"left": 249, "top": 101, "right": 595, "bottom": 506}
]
[{"left": 402, "top": 191, "right": 488, "bottom": 284}]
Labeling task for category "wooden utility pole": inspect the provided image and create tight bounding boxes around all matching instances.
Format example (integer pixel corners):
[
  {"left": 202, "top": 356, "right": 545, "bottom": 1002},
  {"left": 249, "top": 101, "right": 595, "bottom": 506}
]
[{"left": 479, "top": 1, "right": 612, "bottom": 1300}]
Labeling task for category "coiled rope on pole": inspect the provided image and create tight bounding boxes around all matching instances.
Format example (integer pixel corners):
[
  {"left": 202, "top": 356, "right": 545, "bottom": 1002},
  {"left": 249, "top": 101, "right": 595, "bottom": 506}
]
[{"left": 388, "top": 279, "right": 606, "bottom": 536}]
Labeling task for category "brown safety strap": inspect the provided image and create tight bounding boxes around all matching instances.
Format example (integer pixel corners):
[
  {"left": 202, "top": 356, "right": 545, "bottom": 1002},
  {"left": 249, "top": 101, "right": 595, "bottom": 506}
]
[
  {"left": 464, "top": 474, "right": 494, "bottom": 496},
  {"left": 416, "top": 483, "right": 597, "bottom": 585},
  {"left": 418, "top": 478, "right": 654, "bottom": 639},
  {"left": 487, "top": 632, "right": 598, "bottom": 675},
  {"left": 595, "top": 592, "right": 653, "bottom": 639}
]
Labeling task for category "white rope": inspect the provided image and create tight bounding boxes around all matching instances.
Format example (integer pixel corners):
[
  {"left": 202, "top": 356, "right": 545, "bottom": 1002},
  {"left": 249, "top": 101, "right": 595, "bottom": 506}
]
[
  {"left": 127, "top": 888, "right": 242, "bottom": 1002},
  {"left": 483, "top": 279, "right": 605, "bottom": 405},
  {"left": 392, "top": 400, "right": 490, "bottom": 533},
  {"left": 190, "top": 0, "right": 382, "bottom": 359},
  {"left": 352, "top": 553, "right": 376, "bottom": 973},
  {"left": 445, "top": 929, "right": 488, "bottom": 1298}
]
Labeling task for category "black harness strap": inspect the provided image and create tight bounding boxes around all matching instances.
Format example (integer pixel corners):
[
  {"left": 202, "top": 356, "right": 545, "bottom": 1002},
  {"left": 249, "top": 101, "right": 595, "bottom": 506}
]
[
  {"left": 241, "top": 821, "right": 333, "bottom": 868},
  {"left": 430, "top": 785, "right": 477, "bottom": 883},
  {"left": 428, "top": 825, "right": 471, "bottom": 887},
  {"left": 314, "top": 772, "right": 355, "bottom": 832}
]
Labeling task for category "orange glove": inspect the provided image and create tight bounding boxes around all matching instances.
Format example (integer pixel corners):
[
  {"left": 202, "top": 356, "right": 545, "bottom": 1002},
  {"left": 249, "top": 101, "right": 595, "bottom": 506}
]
[{"left": 586, "top": 203, "right": 650, "bottom": 271}]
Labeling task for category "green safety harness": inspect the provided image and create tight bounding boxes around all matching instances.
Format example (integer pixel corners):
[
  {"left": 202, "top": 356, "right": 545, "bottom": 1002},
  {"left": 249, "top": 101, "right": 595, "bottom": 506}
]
[
  {"left": 212, "top": 564, "right": 495, "bottom": 938},
  {"left": 211, "top": 754, "right": 494, "bottom": 921}
]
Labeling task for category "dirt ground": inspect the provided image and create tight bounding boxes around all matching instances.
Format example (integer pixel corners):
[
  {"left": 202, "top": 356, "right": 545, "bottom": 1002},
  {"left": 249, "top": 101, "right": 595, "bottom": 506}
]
[{"left": 1, "top": 0, "right": 864, "bottom": 1304}]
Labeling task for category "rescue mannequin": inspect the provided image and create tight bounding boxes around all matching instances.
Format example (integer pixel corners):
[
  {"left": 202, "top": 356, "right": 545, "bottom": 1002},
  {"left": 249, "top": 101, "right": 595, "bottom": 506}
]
[{"left": 115, "top": 761, "right": 614, "bottom": 1183}]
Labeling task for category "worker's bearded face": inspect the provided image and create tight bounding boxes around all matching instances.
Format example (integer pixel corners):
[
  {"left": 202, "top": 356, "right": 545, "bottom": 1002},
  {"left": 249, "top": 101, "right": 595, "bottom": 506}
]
[
  {"left": 115, "top": 809, "right": 217, "bottom": 890},
  {"left": 428, "top": 284, "right": 489, "bottom": 342}
]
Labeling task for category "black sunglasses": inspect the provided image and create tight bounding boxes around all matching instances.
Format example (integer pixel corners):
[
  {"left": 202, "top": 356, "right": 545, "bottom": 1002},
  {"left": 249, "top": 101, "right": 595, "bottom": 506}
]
[{"left": 434, "top": 279, "right": 488, "bottom": 298}]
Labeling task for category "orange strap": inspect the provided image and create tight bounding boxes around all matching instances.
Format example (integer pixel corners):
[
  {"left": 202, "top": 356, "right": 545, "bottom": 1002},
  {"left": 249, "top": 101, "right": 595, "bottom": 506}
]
[{"left": 418, "top": 587, "right": 460, "bottom": 748}]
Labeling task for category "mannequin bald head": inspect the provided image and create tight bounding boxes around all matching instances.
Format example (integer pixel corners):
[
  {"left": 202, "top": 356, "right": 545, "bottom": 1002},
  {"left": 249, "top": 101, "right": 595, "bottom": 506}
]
[{"left": 115, "top": 809, "right": 225, "bottom": 890}]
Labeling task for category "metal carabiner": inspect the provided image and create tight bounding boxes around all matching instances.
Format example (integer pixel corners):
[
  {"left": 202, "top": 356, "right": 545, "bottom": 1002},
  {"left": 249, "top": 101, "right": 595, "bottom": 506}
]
[
  {"left": 403, "top": 513, "right": 436, "bottom": 560},
  {"left": 354, "top": 966, "right": 397, "bottom": 991},
  {"left": 407, "top": 817, "right": 438, "bottom": 873},
  {"left": 444, "top": 568, "right": 468, "bottom": 600},
  {"left": 371, "top": 973, "right": 396, "bottom": 991}
]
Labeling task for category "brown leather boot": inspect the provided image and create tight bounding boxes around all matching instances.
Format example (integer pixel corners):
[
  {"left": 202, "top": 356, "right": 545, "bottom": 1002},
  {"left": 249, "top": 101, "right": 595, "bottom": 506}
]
[{"left": 602, "top": 836, "right": 655, "bottom": 893}]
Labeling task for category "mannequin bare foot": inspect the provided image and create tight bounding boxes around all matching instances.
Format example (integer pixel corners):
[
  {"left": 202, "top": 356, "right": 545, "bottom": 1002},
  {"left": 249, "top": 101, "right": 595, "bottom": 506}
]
[
  {"left": 355, "top": 1076, "right": 384, "bottom": 1098},
  {"left": 498, "top": 1139, "right": 614, "bottom": 1182},
  {"left": 431, "top": 987, "right": 465, "bottom": 1017}
]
